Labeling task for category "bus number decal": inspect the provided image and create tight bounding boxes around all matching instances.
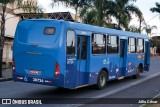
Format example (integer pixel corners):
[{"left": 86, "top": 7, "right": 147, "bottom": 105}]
[{"left": 33, "top": 78, "right": 44, "bottom": 83}]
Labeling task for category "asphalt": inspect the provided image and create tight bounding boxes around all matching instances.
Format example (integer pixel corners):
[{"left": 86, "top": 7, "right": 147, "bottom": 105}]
[
  {"left": 80, "top": 75, "right": 160, "bottom": 107},
  {"left": 0, "top": 75, "right": 160, "bottom": 107},
  {"left": 0, "top": 69, "right": 12, "bottom": 82}
]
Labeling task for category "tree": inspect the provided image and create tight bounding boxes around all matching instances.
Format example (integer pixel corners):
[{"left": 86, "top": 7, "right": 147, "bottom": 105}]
[
  {"left": 19, "top": 0, "right": 44, "bottom": 18},
  {"left": 20, "top": 0, "right": 44, "bottom": 14},
  {"left": 80, "top": 0, "right": 115, "bottom": 27},
  {"left": 0, "top": 0, "right": 43, "bottom": 77},
  {"left": 138, "top": 15, "right": 144, "bottom": 33},
  {"left": 110, "top": 0, "right": 143, "bottom": 30},
  {"left": 128, "top": 25, "right": 139, "bottom": 33},
  {"left": 92, "top": 0, "right": 112, "bottom": 26},
  {"left": 150, "top": 2, "right": 160, "bottom": 14},
  {"left": 51, "top": 0, "right": 91, "bottom": 21},
  {"left": 142, "top": 23, "right": 157, "bottom": 35},
  {"left": 80, "top": 8, "right": 98, "bottom": 25}
]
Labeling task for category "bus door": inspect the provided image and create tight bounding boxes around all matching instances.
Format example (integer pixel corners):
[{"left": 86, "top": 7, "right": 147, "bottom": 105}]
[
  {"left": 119, "top": 39, "right": 127, "bottom": 76},
  {"left": 144, "top": 41, "right": 150, "bottom": 71},
  {"left": 77, "top": 36, "right": 88, "bottom": 85}
]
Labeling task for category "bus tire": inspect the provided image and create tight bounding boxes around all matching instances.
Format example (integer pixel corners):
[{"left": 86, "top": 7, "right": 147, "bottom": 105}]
[
  {"left": 133, "top": 66, "right": 141, "bottom": 79},
  {"left": 95, "top": 70, "right": 108, "bottom": 90}
]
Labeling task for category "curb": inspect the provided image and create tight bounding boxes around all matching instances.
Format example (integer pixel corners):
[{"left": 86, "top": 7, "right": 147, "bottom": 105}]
[{"left": 0, "top": 77, "right": 12, "bottom": 82}]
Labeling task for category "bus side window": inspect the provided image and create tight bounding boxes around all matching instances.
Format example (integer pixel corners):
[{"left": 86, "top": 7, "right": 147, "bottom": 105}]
[
  {"left": 67, "top": 30, "right": 76, "bottom": 55},
  {"left": 107, "top": 35, "right": 118, "bottom": 54},
  {"left": 92, "top": 34, "right": 106, "bottom": 54},
  {"left": 128, "top": 37, "right": 136, "bottom": 53},
  {"left": 137, "top": 38, "right": 144, "bottom": 53}
]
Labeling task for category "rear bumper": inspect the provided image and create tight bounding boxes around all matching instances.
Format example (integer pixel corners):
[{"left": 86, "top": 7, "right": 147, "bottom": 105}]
[{"left": 13, "top": 72, "right": 64, "bottom": 87}]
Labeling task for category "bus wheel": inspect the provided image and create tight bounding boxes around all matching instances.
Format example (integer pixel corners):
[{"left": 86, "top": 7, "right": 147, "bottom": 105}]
[
  {"left": 95, "top": 70, "right": 108, "bottom": 90},
  {"left": 133, "top": 66, "right": 141, "bottom": 79}
]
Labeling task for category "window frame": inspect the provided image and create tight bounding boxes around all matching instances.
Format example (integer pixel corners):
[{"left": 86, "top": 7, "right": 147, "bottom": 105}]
[
  {"left": 137, "top": 38, "right": 144, "bottom": 53},
  {"left": 128, "top": 37, "right": 136, "bottom": 54},
  {"left": 107, "top": 34, "right": 119, "bottom": 54},
  {"left": 66, "top": 29, "right": 76, "bottom": 56},
  {"left": 91, "top": 33, "right": 107, "bottom": 55}
]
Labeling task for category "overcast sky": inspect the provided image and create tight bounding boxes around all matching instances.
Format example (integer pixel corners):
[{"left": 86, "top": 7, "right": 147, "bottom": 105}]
[{"left": 38, "top": 0, "right": 160, "bottom": 36}]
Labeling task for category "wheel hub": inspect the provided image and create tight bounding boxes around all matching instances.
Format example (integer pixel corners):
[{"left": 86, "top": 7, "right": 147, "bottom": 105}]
[{"left": 100, "top": 74, "right": 106, "bottom": 86}]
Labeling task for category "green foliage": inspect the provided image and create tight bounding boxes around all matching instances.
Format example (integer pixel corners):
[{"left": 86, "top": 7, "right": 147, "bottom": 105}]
[
  {"left": 51, "top": 0, "right": 91, "bottom": 20},
  {"left": 80, "top": 8, "right": 98, "bottom": 25},
  {"left": 150, "top": 2, "right": 160, "bottom": 14},
  {"left": 0, "top": 0, "right": 15, "bottom": 4},
  {"left": 127, "top": 25, "right": 139, "bottom": 33},
  {"left": 51, "top": 0, "right": 143, "bottom": 30},
  {"left": 92, "top": 0, "right": 110, "bottom": 26},
  {"left": 19, "top": 0, "right": 43, "bottom": 13},
  {"left": 80, "top": 0, "right": 115, "bottom": 27},
  {"left": 110, "top": 0, "right": 143, "bottom": 30},
  {"left": 78, "top": 0, "right": 143, "bottom": 29},
  {"left": 142, "top": 23, "right": 157, "bottom": 35}
]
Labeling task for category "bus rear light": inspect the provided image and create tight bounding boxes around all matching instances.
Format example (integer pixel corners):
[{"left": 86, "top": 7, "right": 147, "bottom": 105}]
[{"left": 54, "top": 62, "right": 60, "bottom": 77}]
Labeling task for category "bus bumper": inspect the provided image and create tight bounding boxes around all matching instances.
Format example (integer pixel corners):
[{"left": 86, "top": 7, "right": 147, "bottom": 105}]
[{"left": 13, "top": 72, "right": 64, "bottom": 87}]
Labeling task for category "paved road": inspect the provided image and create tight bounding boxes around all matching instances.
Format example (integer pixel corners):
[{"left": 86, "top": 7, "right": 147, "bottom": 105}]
[
  {"left": 81, "top": 75, "right": 160, "bottom": 107},
  {"left": 0, "top": 58, "right": 160, "bottom": 107}
]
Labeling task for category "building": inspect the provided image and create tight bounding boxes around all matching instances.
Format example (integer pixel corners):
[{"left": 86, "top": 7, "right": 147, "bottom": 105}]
[
  {"left": 3, "top": 36, "right": 13, "bottom": 68},
  {"left": 150, "top": 34, "right": 160, "bottom": 56},
  {"left": 150, "top": 35, "right": 160, "bottom": 40},
  {"left": 17, "top": 11, "right": 82, "bottom": 22}
]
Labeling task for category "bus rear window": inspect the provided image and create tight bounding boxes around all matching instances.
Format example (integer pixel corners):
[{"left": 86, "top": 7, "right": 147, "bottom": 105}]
[{"left": 44, "top": 27, "right": 55, "bottom": 35}]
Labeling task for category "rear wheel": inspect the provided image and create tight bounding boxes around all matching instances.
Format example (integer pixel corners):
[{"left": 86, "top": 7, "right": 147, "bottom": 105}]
[
  {"left": 133, "top": 66, "right": 142, "bottom": 79},
  {"left": 95, "top": 70, "right": 108, "bottom": 90}
]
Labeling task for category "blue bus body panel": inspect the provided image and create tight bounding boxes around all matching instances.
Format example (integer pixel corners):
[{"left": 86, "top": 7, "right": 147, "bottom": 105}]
[
  {"left": 65, "top": 56, "right": 77, "bottom": 89},
  {"left": 13, "top": 20, "right": 67, "bottom": 88}
]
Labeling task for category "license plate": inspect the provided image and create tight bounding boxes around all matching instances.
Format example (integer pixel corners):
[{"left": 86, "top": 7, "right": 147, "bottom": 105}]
[{"left": 30, "top": 70, "right": 40, "bottom": 74}]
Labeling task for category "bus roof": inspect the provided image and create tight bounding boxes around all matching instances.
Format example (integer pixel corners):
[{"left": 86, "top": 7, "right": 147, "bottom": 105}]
[
  {"left": 67, "top": 21, "right": 149, "bottom": 39},
  {"left": 24, "top": 19, "right": 149, "bottom": 39}
]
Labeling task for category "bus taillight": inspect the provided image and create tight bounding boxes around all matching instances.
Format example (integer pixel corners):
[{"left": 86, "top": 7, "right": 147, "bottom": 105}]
[
  {"left": 12, "top": 59, "right": 15, "bottom": 72},
  {"left": 55, "top": 62, "right": 60, "bottom": 77}
]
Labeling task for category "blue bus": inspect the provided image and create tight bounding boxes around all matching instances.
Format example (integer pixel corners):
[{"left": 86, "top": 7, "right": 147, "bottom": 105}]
[{"left": 13, "top": 19, "right": 150, "bottom": 89}]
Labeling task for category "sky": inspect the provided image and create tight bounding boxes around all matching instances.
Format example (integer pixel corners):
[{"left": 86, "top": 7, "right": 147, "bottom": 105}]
[{"left": 38, "top": 0, "right": 160, "bottom": 36}]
